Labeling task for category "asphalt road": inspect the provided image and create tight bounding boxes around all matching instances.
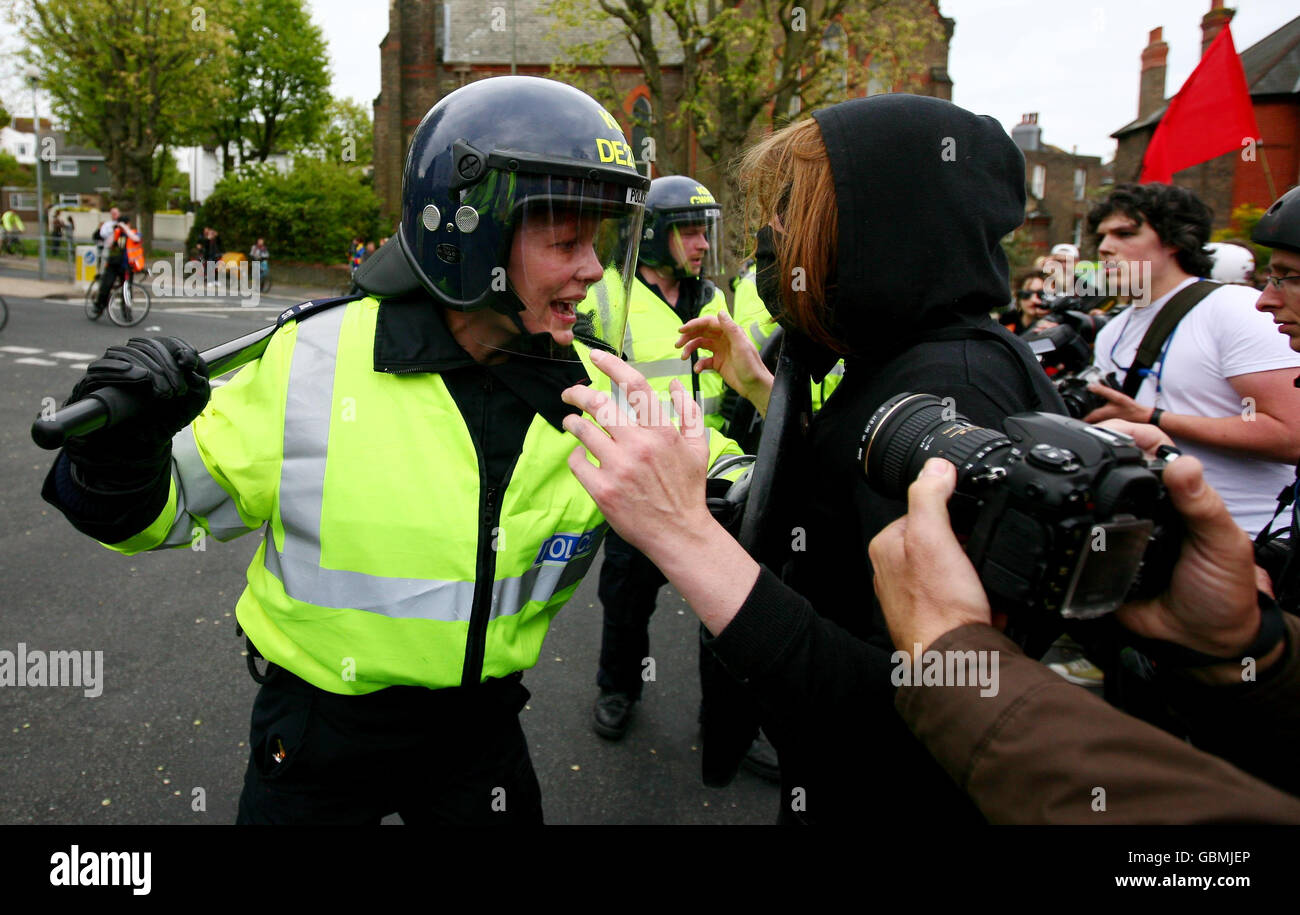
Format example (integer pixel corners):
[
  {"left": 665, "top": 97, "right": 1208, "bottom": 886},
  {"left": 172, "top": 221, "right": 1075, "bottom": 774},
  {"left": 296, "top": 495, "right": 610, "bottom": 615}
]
[{"left": 0, "top": 289, "right": 777, "bottom": 825}]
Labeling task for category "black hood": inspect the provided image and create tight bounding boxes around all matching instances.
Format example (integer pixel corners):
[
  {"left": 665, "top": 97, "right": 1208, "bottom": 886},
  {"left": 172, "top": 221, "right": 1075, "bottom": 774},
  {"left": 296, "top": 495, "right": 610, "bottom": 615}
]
[{"left": 810, "top": 94, "right": 1025, "bottom": 362}]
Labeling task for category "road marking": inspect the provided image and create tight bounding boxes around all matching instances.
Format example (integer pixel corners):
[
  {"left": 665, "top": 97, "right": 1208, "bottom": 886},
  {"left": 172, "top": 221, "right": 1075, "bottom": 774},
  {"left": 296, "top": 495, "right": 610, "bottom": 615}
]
[
  {"left": 0, "top": 345, "right": 43, "bottom": 354},
  {"left": 14, "top": 357, "right": 57, "bottom": 366},
  {"left": 48, "top": 351, "right": 98, "bottom": 360}
]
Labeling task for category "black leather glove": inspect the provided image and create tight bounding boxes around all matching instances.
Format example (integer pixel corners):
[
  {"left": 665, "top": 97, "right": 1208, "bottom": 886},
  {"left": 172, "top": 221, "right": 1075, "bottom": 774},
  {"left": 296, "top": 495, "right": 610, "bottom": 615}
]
[{"left": 63, "top": 336, "right": 210, "bottom": 491}]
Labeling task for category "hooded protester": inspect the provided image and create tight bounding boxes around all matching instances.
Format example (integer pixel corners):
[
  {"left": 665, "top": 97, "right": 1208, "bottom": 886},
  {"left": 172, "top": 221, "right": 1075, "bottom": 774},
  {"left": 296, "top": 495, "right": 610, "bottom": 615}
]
[{"left": 560, "top": 94, "right": 1064, "bottom": 824}]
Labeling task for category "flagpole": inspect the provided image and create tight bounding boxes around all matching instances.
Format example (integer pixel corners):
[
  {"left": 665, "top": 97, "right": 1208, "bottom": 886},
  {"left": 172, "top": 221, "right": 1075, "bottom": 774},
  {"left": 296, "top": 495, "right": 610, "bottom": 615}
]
[{"left": 1259, "top": 146, "right": 1277, "bottom": 204}]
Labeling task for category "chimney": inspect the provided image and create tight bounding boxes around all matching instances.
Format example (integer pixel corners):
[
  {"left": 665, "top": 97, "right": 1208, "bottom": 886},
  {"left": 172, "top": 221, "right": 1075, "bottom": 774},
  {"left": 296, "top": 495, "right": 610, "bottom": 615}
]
[
  {"left": 1011, "top": 112, "right": 1042, "bottom": 152},
  {"left": 1201, "top": 0, "right": 1235, "bottom": 57},
  {"left": 1139, "top": 27, "right": 1168, "bottom": 120}
]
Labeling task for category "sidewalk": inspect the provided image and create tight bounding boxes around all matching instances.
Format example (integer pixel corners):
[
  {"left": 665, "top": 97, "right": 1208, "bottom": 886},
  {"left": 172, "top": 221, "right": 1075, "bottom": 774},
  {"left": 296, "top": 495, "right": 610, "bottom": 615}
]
[{"left": 0, "top": 274, "right": 81, "bottom": 299}]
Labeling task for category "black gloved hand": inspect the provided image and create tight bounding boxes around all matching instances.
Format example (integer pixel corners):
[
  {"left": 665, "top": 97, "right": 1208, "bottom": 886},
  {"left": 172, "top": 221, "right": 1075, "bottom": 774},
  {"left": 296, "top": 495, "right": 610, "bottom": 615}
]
[{"left": 63, "top": 336, "right": 210, "bottom": 491}]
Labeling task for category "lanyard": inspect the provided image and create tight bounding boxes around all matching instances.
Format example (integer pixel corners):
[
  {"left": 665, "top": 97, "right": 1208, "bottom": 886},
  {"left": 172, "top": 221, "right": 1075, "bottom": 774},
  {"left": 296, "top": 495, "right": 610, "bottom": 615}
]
[{"left": 1108, "top": 308, "right": 1181, "bottom": 402}]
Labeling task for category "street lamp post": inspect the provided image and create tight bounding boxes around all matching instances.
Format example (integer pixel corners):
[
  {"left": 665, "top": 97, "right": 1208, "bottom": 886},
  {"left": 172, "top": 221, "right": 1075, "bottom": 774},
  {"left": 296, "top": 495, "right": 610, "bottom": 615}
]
[{"left": 25, "top": 66, "right": 46, "bottom": 281}]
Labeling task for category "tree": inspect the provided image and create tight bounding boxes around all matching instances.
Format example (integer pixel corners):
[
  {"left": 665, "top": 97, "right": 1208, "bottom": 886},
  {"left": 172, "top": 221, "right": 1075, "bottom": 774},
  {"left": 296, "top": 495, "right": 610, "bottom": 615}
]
[
  {"left": 310, "top": 98, "right": 374, "bottom": 169},
  {"left": 544, "top": 0, "right": 944, "bottom": 267},
  {"left": 206, "top": 0, "right": 332, "bottom": 171},
  {"left": 0, "top": 150, "right": 33, "bottom": 189},
  {"left": 17, "top": 0, "right": 229, "bottom": 252},
  {"left": 195, "top": 158, "right": 384, "bottom": 263},
  {"left": 0, "top": 100, "right": 10, "bottom": 127}
]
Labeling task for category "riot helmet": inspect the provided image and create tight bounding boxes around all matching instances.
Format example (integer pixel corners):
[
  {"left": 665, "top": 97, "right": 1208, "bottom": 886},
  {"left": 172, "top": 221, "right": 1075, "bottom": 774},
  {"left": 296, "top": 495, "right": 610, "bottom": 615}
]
[
  {"left": 355, "top": 76, "right": 649, "bottom": 358},
  {"left": 639, "top": 175, "right": 722, "bottom": 280},
  {"left": 1253, "top": 186, "right": 1300, "bottom": 255}
]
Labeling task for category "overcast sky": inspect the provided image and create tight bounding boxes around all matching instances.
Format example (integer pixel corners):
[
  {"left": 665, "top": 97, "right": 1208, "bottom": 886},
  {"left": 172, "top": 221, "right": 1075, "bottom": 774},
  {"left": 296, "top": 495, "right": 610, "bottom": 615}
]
[{"left": 4, "top": 0, "right": 1297, "bottom": 166}]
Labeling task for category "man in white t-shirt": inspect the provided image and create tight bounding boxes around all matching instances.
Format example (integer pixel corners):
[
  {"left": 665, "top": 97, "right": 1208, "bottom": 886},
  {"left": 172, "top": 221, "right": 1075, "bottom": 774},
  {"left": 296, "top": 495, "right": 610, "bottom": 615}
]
[{"left": 1083, "top": 183, "right": 1300, "bottom": 536}]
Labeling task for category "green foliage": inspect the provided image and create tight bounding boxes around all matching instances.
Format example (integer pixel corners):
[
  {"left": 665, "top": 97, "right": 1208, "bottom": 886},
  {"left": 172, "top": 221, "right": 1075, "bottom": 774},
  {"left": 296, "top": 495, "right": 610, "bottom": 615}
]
[
  {"left": 309, "top": 98, "right": 374, "bottom": 168},
  {"left": 206, "top": 0, "right": 332, "bottom": 167},
  {"left": 1001, "top": 227, "right": 1037, "bottom": 285},
  {"left": 1213, "top": 203, "right": 1270, "bottom": 269},
  {"left": 541, "top": 0, "right": 943, "bottom": 271},
  {"left": 194, "top": 159, "right": 385, "bottom": 263},
  {"left": 148, "top": 150, "right": 191, "bottom": 212},
  {"left": 0, "top": 150, "right": 33, "bottom": 188},
  {"left": 0, "top": 100, "right": 10, "bottom": 127},
  {"left": 17, "top": 0, "right": 230, "bottom": 248}
]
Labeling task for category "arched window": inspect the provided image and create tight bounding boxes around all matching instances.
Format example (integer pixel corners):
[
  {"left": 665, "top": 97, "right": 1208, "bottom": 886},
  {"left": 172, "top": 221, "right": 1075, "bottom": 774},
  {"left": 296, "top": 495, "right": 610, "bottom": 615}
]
[{"left": 630, "top": 95, "right": 653, "bottom": 169}]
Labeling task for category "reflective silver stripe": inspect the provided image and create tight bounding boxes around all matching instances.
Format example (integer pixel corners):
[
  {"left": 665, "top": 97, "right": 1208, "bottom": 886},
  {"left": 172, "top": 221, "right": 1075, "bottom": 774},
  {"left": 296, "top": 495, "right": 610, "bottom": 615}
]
[
  {"left": 277, "top": 305, "right": 346, "bottom": 573},
  {"left": 636, "top": 357, "right": 690, "bottom": 379},
  {"left": 749, "top": 322, "right": 773, "bottom": 348},
  {"left": 622, "top": 313, "right": 636, "bottom": 362},
  {"left": 263, "top": 304, "right": 597, "bottom": 621},
  {"left": 700, "top": 396, "right": 722, "bottom": 415},
  {"left": 827, "top": 361, "right": 845, "bottom": 377},
  {"left": 263, "top": 525, "right": 604, "bottom": 621},
  {"left": 157, "top": 427, "right": 259, "bottom": 547}
]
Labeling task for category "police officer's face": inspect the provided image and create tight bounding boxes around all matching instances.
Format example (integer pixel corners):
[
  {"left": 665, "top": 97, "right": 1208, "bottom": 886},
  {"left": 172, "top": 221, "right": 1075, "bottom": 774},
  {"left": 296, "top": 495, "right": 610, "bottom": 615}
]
[
  {"left": 670, "top": 223, "right": 710, "bottom": 276},
  {"left": 507, "top": 211, "right": 605, "bottom": 347}
]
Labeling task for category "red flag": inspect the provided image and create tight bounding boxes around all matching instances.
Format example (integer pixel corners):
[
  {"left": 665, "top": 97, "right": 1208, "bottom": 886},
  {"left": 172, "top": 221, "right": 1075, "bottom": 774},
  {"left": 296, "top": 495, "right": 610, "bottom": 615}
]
[{"left": 1140, "top": 25, "right": 1261, "bottom": 184}]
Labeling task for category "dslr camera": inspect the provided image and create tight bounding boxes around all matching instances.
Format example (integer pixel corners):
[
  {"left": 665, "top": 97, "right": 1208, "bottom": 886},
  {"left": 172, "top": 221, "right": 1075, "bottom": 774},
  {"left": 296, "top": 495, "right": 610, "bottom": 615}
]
[
  {"left": 1054, "top": 365, "right": 1122, "bottom": 420},
  {"left": 860, "top": 393, "right": 1181, "bottom": 641}
]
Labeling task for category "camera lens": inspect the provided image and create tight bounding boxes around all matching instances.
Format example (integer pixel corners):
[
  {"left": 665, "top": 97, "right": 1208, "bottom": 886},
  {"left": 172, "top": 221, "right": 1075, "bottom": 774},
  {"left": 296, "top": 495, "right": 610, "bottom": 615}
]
[{"left": 860, "top": 393, "right": 1011, "bottom": 498}]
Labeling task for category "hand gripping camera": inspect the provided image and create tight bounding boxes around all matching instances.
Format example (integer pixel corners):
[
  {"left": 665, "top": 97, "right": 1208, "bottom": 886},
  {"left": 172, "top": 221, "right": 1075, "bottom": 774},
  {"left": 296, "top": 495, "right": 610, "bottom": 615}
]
[
  {"left": 860, "top": 393, "right": 1181, "bottom": 642},
  {"left": 1054, "top": 365, "right": 1122, "bottom": 420}
]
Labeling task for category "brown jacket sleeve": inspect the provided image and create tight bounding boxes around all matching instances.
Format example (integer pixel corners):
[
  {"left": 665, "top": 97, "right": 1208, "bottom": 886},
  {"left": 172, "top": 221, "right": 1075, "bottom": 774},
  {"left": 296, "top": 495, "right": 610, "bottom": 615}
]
[
  {"left": 1154, "top": 613, "right": 1300, "bottom": 795},
  {"left": 894, "top": 622, "right": 1300, "bottom": 824}
]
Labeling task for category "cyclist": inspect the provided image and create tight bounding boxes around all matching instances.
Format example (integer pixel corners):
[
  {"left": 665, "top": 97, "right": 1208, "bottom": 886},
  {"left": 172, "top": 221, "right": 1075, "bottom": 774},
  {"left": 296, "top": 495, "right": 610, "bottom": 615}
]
[
  {"left": 2, "top": 209, "right": 26, "bottom": 254},
  {"left": 92, "top": 215, "right": 143, "bottom": 317}
]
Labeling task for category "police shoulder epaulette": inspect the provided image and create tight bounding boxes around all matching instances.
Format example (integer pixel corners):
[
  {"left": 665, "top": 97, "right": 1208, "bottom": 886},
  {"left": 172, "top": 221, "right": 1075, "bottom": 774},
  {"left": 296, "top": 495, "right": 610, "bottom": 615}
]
[{"left": 275, "top": 294, "right": 365, "bottom": 329}]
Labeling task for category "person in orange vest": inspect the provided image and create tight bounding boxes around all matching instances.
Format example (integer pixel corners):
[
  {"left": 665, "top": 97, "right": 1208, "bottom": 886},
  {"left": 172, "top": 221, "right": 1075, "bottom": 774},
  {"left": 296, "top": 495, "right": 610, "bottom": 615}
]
[{"left": 92, "top": 215, "right": 143, "bottom": 317}]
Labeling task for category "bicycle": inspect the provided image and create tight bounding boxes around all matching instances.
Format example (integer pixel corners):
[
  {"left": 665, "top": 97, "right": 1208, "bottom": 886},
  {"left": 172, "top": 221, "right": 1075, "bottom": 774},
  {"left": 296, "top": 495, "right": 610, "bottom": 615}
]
[
  {"left": 0, "top": 234, "right": 25, "bottom": 257},
  {"left": 0, "top": 295, "right": 8, "bottom": 332},
  {"left": 85, "top": 272, "right": 152, "bottom": 327}
]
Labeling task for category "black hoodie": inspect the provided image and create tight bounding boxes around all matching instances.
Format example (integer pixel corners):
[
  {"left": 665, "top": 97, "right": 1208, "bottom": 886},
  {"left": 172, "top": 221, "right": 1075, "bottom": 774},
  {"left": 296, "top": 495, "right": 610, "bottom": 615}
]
[{"left": 704, "top": 95, "right": 1064, "bottom": 825}]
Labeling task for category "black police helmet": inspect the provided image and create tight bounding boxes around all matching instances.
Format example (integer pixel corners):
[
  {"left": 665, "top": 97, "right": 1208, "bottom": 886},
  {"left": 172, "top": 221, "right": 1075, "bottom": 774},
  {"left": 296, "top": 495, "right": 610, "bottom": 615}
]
[
  {"left": 640, "top": 175, "right": 722, "bottom": 280},
  {"left": 356, "top": 76, "right": 649, "bottom": 313},
  {"left": 1253, "top": 186, "right": 1300, "bottom": 254}
]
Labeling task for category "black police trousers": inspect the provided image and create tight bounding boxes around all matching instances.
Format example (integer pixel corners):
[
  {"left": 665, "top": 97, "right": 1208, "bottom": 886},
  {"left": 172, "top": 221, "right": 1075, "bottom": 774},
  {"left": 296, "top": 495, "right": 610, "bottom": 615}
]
[
  {"left": 236, "top": 666, "right": 543, "bottom": 825},
  {"left": 596, "top": 530, "right": 668, "bottom": 700}
]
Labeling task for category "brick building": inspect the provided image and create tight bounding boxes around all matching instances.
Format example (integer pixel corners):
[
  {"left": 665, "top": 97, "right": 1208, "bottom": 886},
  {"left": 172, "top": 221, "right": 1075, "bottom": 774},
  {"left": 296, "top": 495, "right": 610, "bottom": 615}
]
[
  {"left": 1112, "top": 1, "right": 1300, "bottom": 231},
  {"left": 1011, "top": 113, "right": 1107, "bottom": 257},
  {"left": 372, "top": 0, "right": 955, "bottom": 221}
]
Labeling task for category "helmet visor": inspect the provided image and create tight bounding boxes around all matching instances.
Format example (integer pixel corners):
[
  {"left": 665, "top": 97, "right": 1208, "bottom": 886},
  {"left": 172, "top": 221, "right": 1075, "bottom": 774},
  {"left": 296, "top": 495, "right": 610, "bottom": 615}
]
[
  {"left": 464, "top": 171, "right": 644, "bottom": 361},
  {"left": 661, "top": 208, "right": 722, "bottom": 280}
]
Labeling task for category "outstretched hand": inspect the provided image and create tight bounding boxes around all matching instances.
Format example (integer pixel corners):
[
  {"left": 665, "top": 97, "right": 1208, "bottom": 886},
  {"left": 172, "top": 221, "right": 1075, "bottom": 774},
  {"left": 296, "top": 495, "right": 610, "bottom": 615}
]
[
  {"left": 561, "top": 349, "right": 713, "bottom": 561},
  {"left": 676, "top": 310, "right": 774, "bottom": 415}
]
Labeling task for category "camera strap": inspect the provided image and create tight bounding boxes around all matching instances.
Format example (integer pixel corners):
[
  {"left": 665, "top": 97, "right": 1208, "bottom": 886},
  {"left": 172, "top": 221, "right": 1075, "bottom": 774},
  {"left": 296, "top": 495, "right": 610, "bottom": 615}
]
[{"left": 1119, "top": 281, "right": 1220, "bottom": 398}]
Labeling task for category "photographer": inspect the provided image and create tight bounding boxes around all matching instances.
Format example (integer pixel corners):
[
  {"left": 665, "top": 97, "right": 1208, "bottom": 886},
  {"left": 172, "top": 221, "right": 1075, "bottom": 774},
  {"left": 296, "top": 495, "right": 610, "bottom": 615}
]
[
  {"left": 871, "top": 454, "right": 1300, "bottom": 823},
  {"left": 572, "top": 94, "right": 1063, "bottom": 824},
  {"left": 564, "top": 349, "right": 1300, "bottom": 823},
  {"left": 1252, "top": 186, "right": 1300, "bottom": 611},
  {"left": 1081, "top": 183, "right": 1300, "bottom": 537}
]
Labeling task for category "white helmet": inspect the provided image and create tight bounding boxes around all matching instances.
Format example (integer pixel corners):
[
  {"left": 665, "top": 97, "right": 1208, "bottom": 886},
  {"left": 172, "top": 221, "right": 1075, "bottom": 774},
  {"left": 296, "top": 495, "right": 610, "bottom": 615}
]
[{"left": 1205, "top": 242, "right": 1256, "bottom": 285}]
